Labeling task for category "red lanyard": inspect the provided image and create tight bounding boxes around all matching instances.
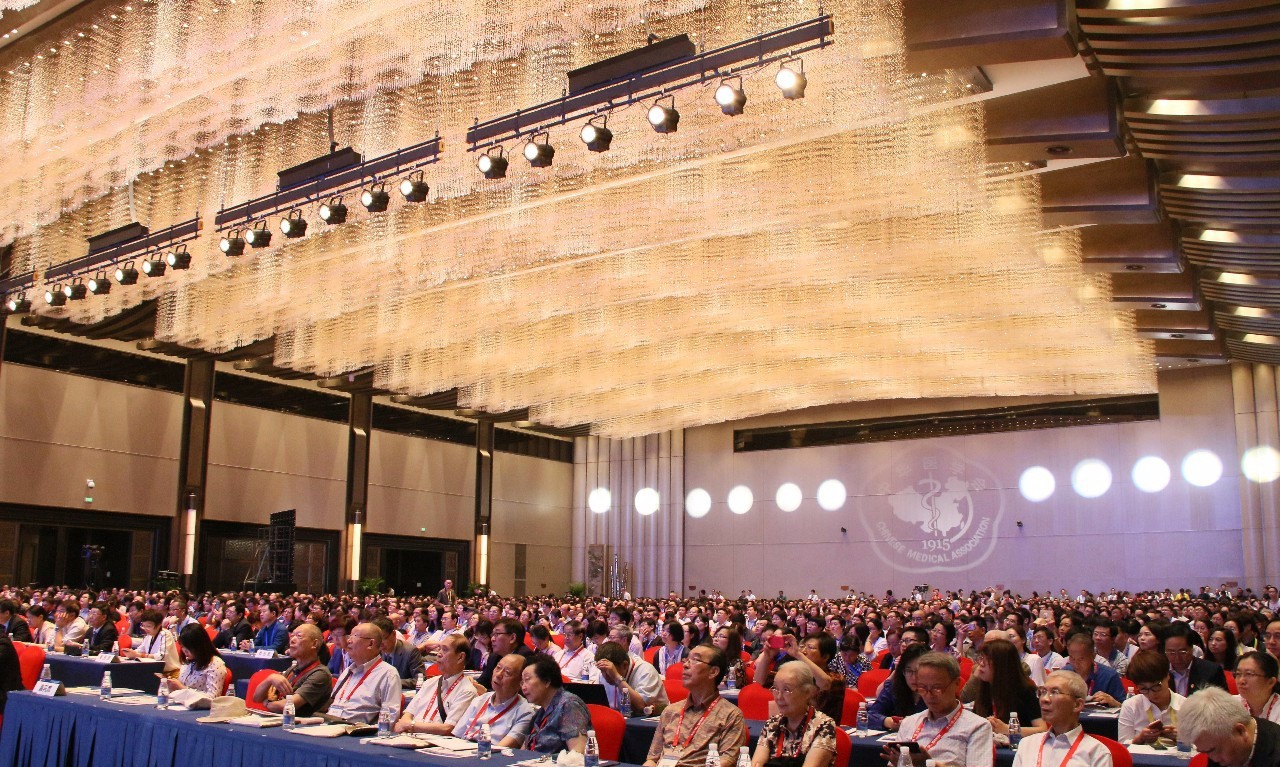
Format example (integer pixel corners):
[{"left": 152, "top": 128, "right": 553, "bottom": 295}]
[
  {"left": 672, "top": 698, "right": 720, "bottom": 749},
  {"left": 335, "top": 658, "right": 383, "bottom": 702},
  {"left": 910, "top": 706, "right": 964, "bottom": 753},
  {"left": 464, "top": 694, "right": 520, "bottom": 738},
  {"left": 564, "top": 646, "right": 585, "bottom": 665},
  {"left": 288, "top": 661, "right": 318, "bottom": 687},
  {"left": 774, "top": 708, "right": 813, "bottom": 758},
  {"left": 1035, "top": 729, "right": 1086, "bottom": 767},
  {"left": 424, "top": 674, "right": 465, "bottom": 722}
]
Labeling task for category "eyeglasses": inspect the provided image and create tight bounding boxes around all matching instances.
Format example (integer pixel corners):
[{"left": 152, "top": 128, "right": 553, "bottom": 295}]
[
  {"left": 491, "top": 631, "right": 512, "bottom": 637},
  {"left": 1165, "top": 648, "right": 1192, "bottom": 657},
  {"left": 1135, "top": 683, "right": 1164, "bottom": 695},
  {"left": 915, "top": 684, "right": 952, "bottom": 695},
  {"left": 687, "top": 655, "right": 712, "bottom": 667},
  {"left": 1235, "top": 671, "right": 1272, "bottom": 680},
  {"left": 1037, "top": 687, "right": 1079, "bottom": 700},
  {"left": 770, "top": 686, "right": 799, "bottom": 696}
]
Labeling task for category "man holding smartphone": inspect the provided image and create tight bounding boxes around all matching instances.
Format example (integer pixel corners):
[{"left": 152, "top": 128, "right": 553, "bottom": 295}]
[{"left": 881, "top": 652, "right": 993, "bottom": 767}]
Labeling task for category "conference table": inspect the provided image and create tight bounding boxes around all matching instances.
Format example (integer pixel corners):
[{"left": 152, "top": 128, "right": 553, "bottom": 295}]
[
  {"left": 44, "top": 653, "right": 165, "bottom": 695},
  {"left": 2, "top": 690, "right": 1193, "bottom": 767},
  {"left": 218, "top": 649, "right": 294, "bottom": 697}
]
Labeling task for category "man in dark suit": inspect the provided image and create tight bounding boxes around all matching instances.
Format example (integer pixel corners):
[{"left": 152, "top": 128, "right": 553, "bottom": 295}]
[
  {"left": 80, "top": 602, "right": 119, "bottom": 654},
  {"left": 214, "top": 602, "right": 254, "bottom": 649},
  {"left": 242, "top": 601, "right": 288, "bottom": 654},
  {"left": 1166, "top": 622, "right": 1229, "bottom": 697},
  {"left": 436, "top": 579, "right": 458, "bottom": 604},
  {"left": 1182, "top": 687, "right": 1280, "bottom": 767},
  {"left": 0, "top": 599, "right": 33, "bottom": 643},
  {"left": 372, "top": 615, "right": 424, "bottom": 687}
]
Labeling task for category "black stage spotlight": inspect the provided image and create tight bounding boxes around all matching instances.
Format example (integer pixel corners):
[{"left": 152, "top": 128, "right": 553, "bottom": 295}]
[
  {"left": 647, "top": 95, "right": 680, "bottom": 133},
  {"left": 477, "top": 147, "right": 508, "bottom": 179},
  {"left": 280, "top": 210, "right": 307, "bottom": 238},
  {"left": 776, "top": 60, "right": 807, "bottom": 99},
  {"left": 245, "top": 221, "right": 272, "bottom": 248},
  {"left": 399, "top": 173, "right": 429, "bottom": 202},
  {"left": 115, "top": 261, "right": 139, "bottom": 285},
  {"left": 319, "top": 198, "right": 347, "bottom": 225},
  {"left": 523, "top": 132, "right": 555, "bottom": 167},
  {"left": 220, "top": 231, "right": 245, "bottom": 256},
  {"left": 88, "top": 272, "right": 112, "bottom": 295},
  {"left": 63, "top": 279, "right": 88, "bottom": 301},
  {"left": 142, "top": 257, "right": 167, "bottom": 277},
  {"left": 45, "top": 285, "right": 66, "bottom": 306},
  {"left": 714, "top": 76, "right": 747, "bottom": 115},
  {"left": 362, "top": 184, "right": 390, "bottom": 212},
  {"left": 6, "top": 293, "right": 31, "bottom": 313},
  {"left": 580, "top": 116, "right": 612, "bottom": 153},
  {"left": 166, "top": 245, "right": 191, "bottom": 270}
]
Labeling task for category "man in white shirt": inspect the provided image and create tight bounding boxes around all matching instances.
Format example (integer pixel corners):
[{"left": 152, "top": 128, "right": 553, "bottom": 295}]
[
  {"left": 595, "top": 641, "right": 668, "bottom": 715},
  {"left": 885, "top": 652, "right": 993, "bottom": 767},
  {"left": 397, "top": 635, "right": 478, "bottom": 734},
  {"left": 327, "top": 622, "right": 404, "bottom": 724},
  {"left": 453, "top": 654, "right": 537, "bottom": 746},
  {"left": 1032, "top": 626, "right": 1065, "bottom": 671},
  {"left": 1013, "top": 671, "right": 1114, "bottom": 767},
  {"left": 556, "top": 620, "right": 595, "bottom": 680},
  {"left": 53, "top": 599, "right": 88, "bottom": 650}
]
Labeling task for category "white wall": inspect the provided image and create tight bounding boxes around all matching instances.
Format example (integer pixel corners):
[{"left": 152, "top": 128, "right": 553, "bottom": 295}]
[
  {"left": 0, "top": 361, "right": 575, "bottom": 594},
  {"left": 681, "top": 366, "right": 1244, "bottom": 596}
]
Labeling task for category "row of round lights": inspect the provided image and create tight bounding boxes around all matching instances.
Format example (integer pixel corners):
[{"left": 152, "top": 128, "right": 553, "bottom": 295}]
[
  {"left": 474, "top": 61, "right": 808, "bottom": 180},
  {"left": 587, "top": 477, "right": 848, "bottom": 518},
  {"left": 5, "top": 245, "right": 192, "bottom": 312}
]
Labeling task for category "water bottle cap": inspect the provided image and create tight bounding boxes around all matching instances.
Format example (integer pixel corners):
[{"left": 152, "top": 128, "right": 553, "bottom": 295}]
[{"left": 587, "top": 729, "right": 597, "bottom": 736}]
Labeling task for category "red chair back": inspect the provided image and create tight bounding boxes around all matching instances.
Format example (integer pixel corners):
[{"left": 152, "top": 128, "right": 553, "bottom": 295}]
[
  {"left": 833, "top": 725, "right": 852, "bottom": 767},
  {"left": 1121, "top": 678, "right": 1136, "bottom": 695},
  {"left": 1092, "top": 735, "right": 1133, "bottom": 767},
  {"left": 857, "top": 668, "right": 891, "bottom": 698},
  {"left": 551, "top": 634, "right": 565, "bottom": 648},
  {"left": 644, "top": 646, "right": 660, "bottom": 666},
  {"left": 1225, "top": 670, "right": 1238, "bottom": 694},
  {"left": 245, "top": 669, "right": 277, "bottom": 712},
  {"left": 839, "top": 688, "right": 868, "bottom": 727},
  {"left": 586, "top": 704, "right": 626, "bottom": 761},
  {"left": 204, "top": 626, "right": 218, "bottom": 642},
  {"left": 665, "top": 663, "right": 685, "bottom": 681},
  {"left": 736, "top": 683, "right": 773, "bottom": 720},
  {"left": 426, "top": 663, "right": 443, "bottom": 677},
  {"left": 872, "top": 650, "right": 889, "bottom": 665},
  {"left": 1190, "top": 754, "right": 1208, "bottom": 767},
  {"left": 958, "top": 657, "right": 974, "bottom": 684},
  {"left": 15, "top": 643, "right": 44, "bottom": 690},
  {"left": 219, "top": 667, "right": 233, "bottom": 696},
  {"left": 664, "top": 679, "right": 688, "bottom": 703},
  {"left": 117, "top": 633, "right": 132, "bottom": 651}
]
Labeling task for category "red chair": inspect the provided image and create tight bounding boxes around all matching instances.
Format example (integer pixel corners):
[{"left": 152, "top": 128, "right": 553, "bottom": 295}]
[
  {"left": 1092, "top": 735, "right": 1133, "bottom": 767},
  {"left": 872, "top": 650, "right": 889, "bottom": 666},
  {"left": 665, "top": 663, "right": 685, "bottom": 681},
  {"left": 586, "top": 704, "right": 626, "bottom": 761},
  {"left": 1190, "top": 754, "right": 1208, "bottom": 767},
  {"left": 244, "top": 669, "right": 276, "bottom": 712},
  {"left": 742, "top": 662, "right": 754, "bottom": 686},
  {"left": 219, "top": 669, "right": 233, "bottom": 696},
  {"left": 117, "top": 633, "right": 132, "bottom": 651},
  {"left": 14, "top": 643, "right": 44, "bottom": 690},
  {"left": 551, "top": 634, "right": 565, "bottom": 648},
  {"left": 644, "top": 646, "right": 660, "bottom": 666},
  {"left": 833, "top": 726, "right": 851, "bottom": 767},
  {"left": 1121, "top": 678, "right": 1136, "bottom": 696},
  {"left": 857, "top": 669, "right": 891, "bottom": 699},
  {"left": 204, "top": 626, "right": 218, "bottom": 642},
  {"left": 839, "top": 688, "right": 868, "bottom": 727},
  {"left": 426, "top": 663, "right": 442, "bottom": 677},
  {"left": 664, "top": 679, "right": 688, "bottom": 703},
  {"left": 736, "top": 683, "right": 773, "bottom": 720},
  {"left": 198, "top": 616, "right": 208, "bottom": 626},
  {"left": 958, "top": 657, "right": 974, "bottom": 684},
  {"left": 1225, "top": 670, "right": 1238, "bottom": 694}
]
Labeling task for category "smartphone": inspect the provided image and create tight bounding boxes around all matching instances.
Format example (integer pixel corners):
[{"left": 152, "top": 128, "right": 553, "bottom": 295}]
[
  {"left": 885, "top": 741, "right": 924, "bottom": 753},
  {"left": 768, "top": 635, "right": 785, "bottom": 650}
]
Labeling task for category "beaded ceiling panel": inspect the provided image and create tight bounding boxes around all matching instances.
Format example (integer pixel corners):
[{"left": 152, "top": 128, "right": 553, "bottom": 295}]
[{"left": 0, "top": 0, "right": 1154, "bottom": 437}]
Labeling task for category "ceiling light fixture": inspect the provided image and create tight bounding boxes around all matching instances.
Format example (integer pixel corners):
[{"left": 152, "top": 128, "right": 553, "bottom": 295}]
[
  {"left": 477, "top": 147, "right": 508, "bottom": 179},
  {"left": 219, "top": 231, "right": 245, "bottom": 256},
  {"left": 5, "top": 293, "right": 30, "bottom": 313},
  {"left": 647, "top": 95, "right": 679, "bottom": 133},
  {"left": 45, "top": 284, "right": 66, "bottom": 306},
  {"left": 245, "top": 221, "right": 272, "bottom": 248},
  {"left": 523, "top": 131, "right": 555, "bottom": 167},
  {"left": 579, "top": 116, "right": 612, "bottom": 153},
  {"left": 279, "top": 209, "right": 307, "bottom": 238},
  {"left": 319, "top": 197, "right": 347, "bottom": 225},
  {"left": 115, "top": 261, "right": 139, "bottom": 284},
  {"left": 714, "top": 76, "right": 747, "bottom": 115},
  {"left": 142, "top": 257, "right": 167, "bottom": 277},
  {"left": 63, "top": 279, "right": 88, "bottom": 300},
  {"left": 87, "top": 272, "right": 112, "bottom": 295},
  {"left": 399, "top": 173, "right": 429, "bottom": 202},
  {"left": 166, "top": 244, "right": 191, "bottom": 270},
  {"left": 776, "top": 59, "right": 807, "bottom": 99},
  {"left": 361, "top": 184, "right": 390, "bottom": 212}
]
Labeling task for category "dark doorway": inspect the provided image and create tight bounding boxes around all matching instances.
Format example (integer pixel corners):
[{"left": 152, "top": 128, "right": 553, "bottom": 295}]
[
  {"left": 16, "top": 525, "right": 132, "bottom": 588},
  {"left": 381, "top": 548, "right": 443, "bottom": 596}
]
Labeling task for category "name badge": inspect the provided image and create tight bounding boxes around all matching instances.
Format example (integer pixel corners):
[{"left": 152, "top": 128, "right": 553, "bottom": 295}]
[
  {"left": 255, "top": 649, "right": 275, "bottom": 659},
  {"left": 35, "top": 680, "right": 66, "bottom": 697},
  {"left": 658, "top": 749, "right": 682, "bottom": 767},
  {"left": 94, "top": 653, "right": 118, "bottom": 663}
]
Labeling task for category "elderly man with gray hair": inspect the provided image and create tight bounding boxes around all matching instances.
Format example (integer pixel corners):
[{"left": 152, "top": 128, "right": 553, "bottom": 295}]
[
  {"left": 1012, "top": 671, "right": 1112, "bottom": 767},
  {"left": 1180, "top": 687, "right": 1280, "bottom": 767}
]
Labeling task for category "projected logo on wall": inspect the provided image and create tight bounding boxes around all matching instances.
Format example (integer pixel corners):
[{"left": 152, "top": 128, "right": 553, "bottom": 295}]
[{"left": 862, "top": 447, "right": 1003, "bottom": 573}]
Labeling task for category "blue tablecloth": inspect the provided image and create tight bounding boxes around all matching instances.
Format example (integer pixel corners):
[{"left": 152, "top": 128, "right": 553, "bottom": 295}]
[
  {"left": 219, "top": 651, "right": 293, "bottom": 685},
  {"left": 45, "top": 654, "right": 165, "bottom": 695},
  {"left": 0, "top": 691, "right": 608, "bottom": 767}
]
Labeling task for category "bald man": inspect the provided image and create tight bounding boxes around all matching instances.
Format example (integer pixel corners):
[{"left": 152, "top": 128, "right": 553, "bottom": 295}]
[{"left": 253, "top": 623, "right": 334, "bottom": 716}]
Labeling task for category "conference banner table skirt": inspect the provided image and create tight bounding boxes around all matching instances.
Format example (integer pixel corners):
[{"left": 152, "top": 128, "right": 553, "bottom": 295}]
[{"left": 44, "top": 655, "right": 165, "bottom": 695}]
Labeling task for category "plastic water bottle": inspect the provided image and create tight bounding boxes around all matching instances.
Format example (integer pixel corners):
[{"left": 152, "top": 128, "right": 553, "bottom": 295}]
[
  {"left": 100, "top": 670, "right": 113, "bottom": 700},
  {"left": 477, "top": 723, "right": 493, "bottom": 759},
  {"left": 581, "top": 662, "right": 590, "bottom": 682},
  {"left": 415, "top": 671, "right": 424, "bottom": 689},
  {"left": 111, "top": 640, "right": 119, "bottom": 655},
  {"left": 584, "top": 729, "right": 600, "bottom": 767},
  {"left": 706, "top": 741, "right": 720, "bottom": 767},
  {"left": 283, "top": 700, "right": 297, "bottom": 730},
  {"left": 726, "top": 665, "right": 737, "bottom": 690},
  {"left": 618, "top": 687, "right": 632, "bottom": 718},
  {"left": 378, "top": 705, "right": 393, "bottom": 738},
  {"left": 856, "top": 702, "right": 869, "bottom": 735},
  {"left": 1008, "top": 712, "right": 1021, "bottom": 750},
  {"left": 40, "top": 663, "right": 51, "bottom": 681},
  {"left": 45, "top": 636, "right": 54, "bottom": 654},
  {"left": 156, "top": 677, "right": 169, "bottom": 708},
  {"left": 736, "top": 746, "right": 750, "bottom": 767},
  {"left": 897, "top": 746, "right": 912, "bottom": 767}
]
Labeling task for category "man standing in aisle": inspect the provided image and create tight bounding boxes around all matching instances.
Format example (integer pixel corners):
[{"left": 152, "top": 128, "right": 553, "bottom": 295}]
[{"left": 438, "top": 579, "right": 458, "bottom": 604}]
